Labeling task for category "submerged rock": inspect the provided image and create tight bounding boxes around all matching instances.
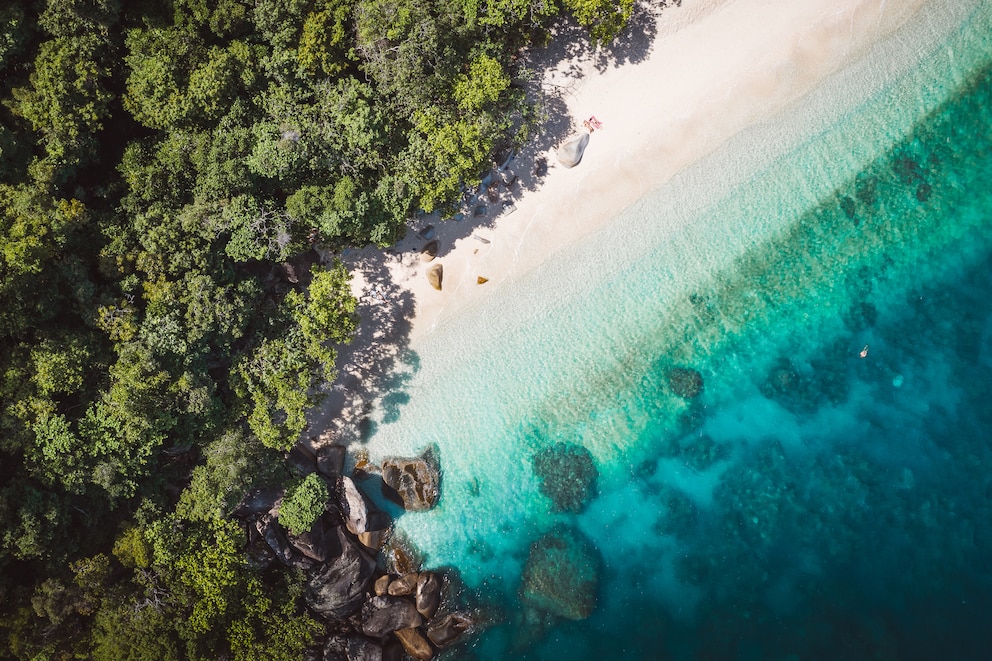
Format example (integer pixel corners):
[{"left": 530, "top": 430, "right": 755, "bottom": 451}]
[
  {"left": 666, "top": 367, "right": 704, "bottom": 399},
  {"left": 531, "top": 442, "right": 598, "bottom": 513},
  {"left": 426, "top": 264, "right": 443, "bottom": 291},
  {"left": 520, "top": 525, "right": 600, "bottom": 620},
  {"left": 381, "top": 449, "right": 441, "bottom": 512}
]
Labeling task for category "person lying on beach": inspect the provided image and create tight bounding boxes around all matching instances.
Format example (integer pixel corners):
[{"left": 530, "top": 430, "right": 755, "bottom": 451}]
[{"left": 582, "top": 119, "right": 594, "bottom": 132}]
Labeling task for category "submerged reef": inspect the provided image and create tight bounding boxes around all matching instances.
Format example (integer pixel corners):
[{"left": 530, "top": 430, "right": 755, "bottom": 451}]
[
  {"left": 532, "top": 442, "right": 599, "bottom": 512},
  {"left": 666, "top": 366, "right": 705, "bottom": 399},
  {"left": 520, "top": 524, "right": 601, "bottom": 620}
]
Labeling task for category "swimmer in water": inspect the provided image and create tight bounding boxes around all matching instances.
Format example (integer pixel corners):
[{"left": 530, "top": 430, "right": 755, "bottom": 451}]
[{"left": 859, "top": 345, "right": 869, "bottom": 358}]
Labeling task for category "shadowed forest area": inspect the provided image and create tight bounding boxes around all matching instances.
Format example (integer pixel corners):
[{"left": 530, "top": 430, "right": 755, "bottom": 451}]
[{"left": 0, "top": 0, "right": 636, "bottom": 657}]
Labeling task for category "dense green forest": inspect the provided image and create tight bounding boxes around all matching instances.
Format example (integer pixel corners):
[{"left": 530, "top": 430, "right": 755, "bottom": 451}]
[{"left": 0, "top": 0, "right": 632, "bottom": 657}]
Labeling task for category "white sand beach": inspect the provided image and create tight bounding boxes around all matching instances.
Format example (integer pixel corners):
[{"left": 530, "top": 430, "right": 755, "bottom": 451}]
[{"left": 308, "top": 0, "right": 930, "bottom": 444}]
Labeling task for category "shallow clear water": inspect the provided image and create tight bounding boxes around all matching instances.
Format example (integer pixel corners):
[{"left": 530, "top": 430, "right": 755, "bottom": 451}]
[{"left": 361, "top": 3, "right": 992, "bottom": 658}]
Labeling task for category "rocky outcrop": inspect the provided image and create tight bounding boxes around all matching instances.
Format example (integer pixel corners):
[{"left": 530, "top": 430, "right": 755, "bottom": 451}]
[
  {"left": 340, "top": 476, "right": 372, "bottom": 536},
  {"left": 381, "top": 449, "right": 441, "bottom": 512},
  {"left": 257, "top": 514, "right": 295, "bottom": 566},
  {"left": 317, "top": 444, "right": 347, "bottom": 480},
  {"left": 231, "top": 487, "right": 283, "bottom": 518},
  {"left": 386, "top": 573, "right": 419, "bottom": 597},
  {"left": 287, "top": 515, "right": 337, "bottom": 562},
  {"left": 362, "top": 596, "right": 424, "bottom": 638},
  {"left": 520, "top": 525, "right": 601, "bottom": 620},
  {"left": 532, "top": 443, "right": 598, "bottom": 513},
  {"left": 324, "top": 636, "right": 385, "bottom": 661},
  {"left": 394, "top": 627, "right": 433, "bottom": 661},
  {"left": 666, "top": 366, "right": 704, "bottom": 399},
  {"left": 236, "top": 445, "right": 475, "bottom": 659},
  {"left": 305, "top": 526, "right": 377, "bottom": 619},
  {"left": 426, "top": 264, "right": 443, "bottom": 291}
]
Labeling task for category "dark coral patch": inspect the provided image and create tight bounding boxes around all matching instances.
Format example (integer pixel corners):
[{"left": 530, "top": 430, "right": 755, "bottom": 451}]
[{"left": 532, "top": 442, "right": 598, "bottom": 513}]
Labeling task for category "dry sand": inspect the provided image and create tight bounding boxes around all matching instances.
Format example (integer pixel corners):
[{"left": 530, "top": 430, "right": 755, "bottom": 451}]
[{"left": 306, "top": 0, "right": 927, "bottom": 446}]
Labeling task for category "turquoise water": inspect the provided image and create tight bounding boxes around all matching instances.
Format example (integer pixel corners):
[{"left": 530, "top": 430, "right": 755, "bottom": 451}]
[{"left": 361, "top": 2, "right": 992, "bottom": 658}]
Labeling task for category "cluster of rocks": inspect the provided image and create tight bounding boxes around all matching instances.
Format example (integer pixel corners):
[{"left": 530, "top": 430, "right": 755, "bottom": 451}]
[{"left": 233, "top": 445, "right": 474, "bottom": 661}]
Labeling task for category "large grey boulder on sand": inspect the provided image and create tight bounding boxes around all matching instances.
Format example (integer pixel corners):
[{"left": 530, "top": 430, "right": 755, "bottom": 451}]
[{"left": 557, "top": 132, "right": 590, "bottom": 168}]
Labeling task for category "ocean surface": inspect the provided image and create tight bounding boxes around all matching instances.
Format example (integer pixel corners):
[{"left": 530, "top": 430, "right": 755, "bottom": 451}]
[{"left": 359, "top": 2, "right": 992, "bottom": 658}]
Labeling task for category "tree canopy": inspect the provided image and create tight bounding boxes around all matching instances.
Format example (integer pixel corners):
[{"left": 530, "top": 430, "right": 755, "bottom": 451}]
[{"left": 0, "top": 0, "right": 634, "bottom": 656}]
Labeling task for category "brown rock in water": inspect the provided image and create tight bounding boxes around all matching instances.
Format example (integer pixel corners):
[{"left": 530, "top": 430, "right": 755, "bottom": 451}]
[
  {"left": 381, "top": 449, "right": 441, "bottom": 512},
  {"left": 358, "top": 529, "right": 388, "bottom": 552},
  {"left": 374, "top": 574, "right": 392, "bottom": 597},
  {"left": 426, "top": 264, "right": 443, "bottom": 291},
  {"left": 387, "top": 572, "right": 419, "bottom": 597},
  {"left": 477, "top": 276, "right": 488, "bottom": 284},
  {"left": 394, "top": 628, "right": 434, "bottom": 661},
  {"left": 420, "top": 240, "right": 439, "bottom": 262},
  {"left": 415, "top": 572, "right": 442, "bottom": 618},
  {"left": 666, "top": 367, "right": 704, "bottom": 399},
  {"left": 427, "top": 613, "right": 473, "bottom": 647},
  {"left": 356, "top": 510, "right": 391, "bottom": 551}
]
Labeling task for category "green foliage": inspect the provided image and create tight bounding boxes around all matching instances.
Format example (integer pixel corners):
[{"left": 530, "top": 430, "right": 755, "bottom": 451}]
[
  {"left": 0, "top": 5, "right": 30, "bottom": 73},
  {"left": 236, "top": 261, "right": 355, "bottom": 449},
  {"left": 564, "top": 0, "right": 635, "bottom": 46},
  {"left": 404, "top": 109, "right": 495, "bottom": 213},
  {"left": 454, "top": 53, "right": 511, "bottom": 112},
  {"left": 0, "top": 0, "right": 634, "bottom": 655},
  {"left": 278, "top": 473, "right": 329, "bottom": 535},
  {"left": 10, "top": 35, "right": 114, "bottom": 166},
  {"left": 113, "top": 527, "right": 152, "bottom": 569}
]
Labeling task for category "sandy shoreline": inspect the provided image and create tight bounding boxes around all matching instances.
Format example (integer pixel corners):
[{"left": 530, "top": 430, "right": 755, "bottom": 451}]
[{"left": 306, "top": 0, "right": 928, "bottom": 446}]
